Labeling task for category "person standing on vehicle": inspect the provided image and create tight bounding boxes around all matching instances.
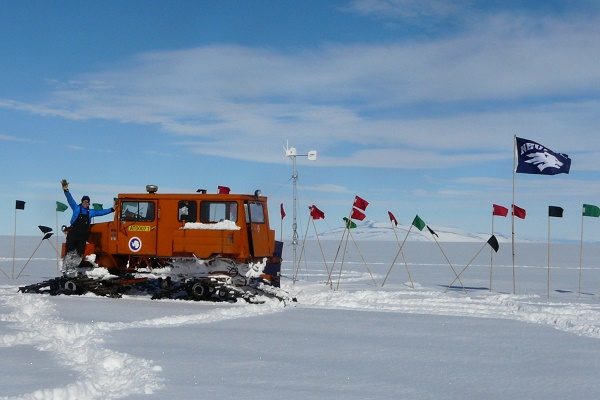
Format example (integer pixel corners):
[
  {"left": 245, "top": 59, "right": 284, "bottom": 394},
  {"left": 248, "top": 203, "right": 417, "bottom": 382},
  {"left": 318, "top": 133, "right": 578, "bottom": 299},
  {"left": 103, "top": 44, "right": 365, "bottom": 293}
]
[{"left": 61, "top": 179, "right": 116, "bottom": 277}]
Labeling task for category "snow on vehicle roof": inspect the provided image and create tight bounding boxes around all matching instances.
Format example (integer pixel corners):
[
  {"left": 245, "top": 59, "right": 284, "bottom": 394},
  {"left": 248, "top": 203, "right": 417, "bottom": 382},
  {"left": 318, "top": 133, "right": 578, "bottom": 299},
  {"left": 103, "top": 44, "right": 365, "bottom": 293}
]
[{"left": 181, "top": 220, "right": 240, "bottom": 230}]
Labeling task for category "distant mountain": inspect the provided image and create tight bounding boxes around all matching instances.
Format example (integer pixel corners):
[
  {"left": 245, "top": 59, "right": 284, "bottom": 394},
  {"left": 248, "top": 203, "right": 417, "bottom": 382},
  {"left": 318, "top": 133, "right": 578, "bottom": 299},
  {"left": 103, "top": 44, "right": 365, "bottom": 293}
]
[{"left": 306, "top": 220, "right": 512, "bottom": 243}]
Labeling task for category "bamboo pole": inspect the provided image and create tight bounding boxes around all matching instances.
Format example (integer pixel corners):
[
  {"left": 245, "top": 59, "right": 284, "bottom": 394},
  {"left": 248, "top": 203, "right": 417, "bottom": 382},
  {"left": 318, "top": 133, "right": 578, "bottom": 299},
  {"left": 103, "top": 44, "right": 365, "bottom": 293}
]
[
  {"left": 445, "top": 241, "right": 488, "bottom": 292},
  {"left": 12, "top": 208, "right": 17, "bottom": 279},
  {"left": 334, "top": 205, "right": 359, "bottom": 290},
  {"left": 0, "top": 257, "right": 10, "bottom": 279},
  {"left": 390, "top": 220, "right": 414, "bottom": 289},
  {"left": 347, "top": 229, "right": 377, "bottom": 287},
  {"left": 312, "top": 218, "right": 331, "bottom": 280},
  {"left": 335, "top": 226, "right": 352, "bottom": 290},
  {"left": 430, "top": 232, "right": 467, "bottom": 294},
  {"left": 382, "top": 225, "right": 412, "bottom": 287},
  {"left": 579, "top": 211, "right": 584, "bottom": 297},
  {"left": 294, "top": 216, "right": 312, "bottom": 282},
  {"left": 56, "top": 210, "right": 61, "bottom": 274},
  {"left": 16, "top": 234, "right": 53, "bottom": 279},
  {"left": 511, "top": 135, "right": 517, "bottom": 294},
  {"left": 400, "top": 250, "right": 414, "bottom": 289},
  {"left": 547, "top": 214, "right": 551, "bottom": 298},
  {"left": 327, "top": 227, "right": 346, "bottom": 288},
  {"left": 490, "top": 213, "right": 495, "bottom": 292}
]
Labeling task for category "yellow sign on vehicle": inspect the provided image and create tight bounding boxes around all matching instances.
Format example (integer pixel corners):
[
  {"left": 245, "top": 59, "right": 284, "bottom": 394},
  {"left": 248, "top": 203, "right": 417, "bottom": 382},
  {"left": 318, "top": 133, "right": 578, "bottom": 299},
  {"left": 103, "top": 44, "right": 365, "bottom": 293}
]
[{"left": 128, "top": 225, "right": 151, "bottom": 232}]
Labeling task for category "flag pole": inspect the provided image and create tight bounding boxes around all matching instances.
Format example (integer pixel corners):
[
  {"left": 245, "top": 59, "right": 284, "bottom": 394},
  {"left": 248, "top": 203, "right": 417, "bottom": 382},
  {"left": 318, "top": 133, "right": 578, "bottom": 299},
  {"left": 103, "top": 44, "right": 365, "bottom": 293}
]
[
  {"left": 382, "top": 225, "right": 412, "bottom": 287},
  {"left": 347, "top": 228, "right": 377, "bottom": 287},
  {"left": 547, "top": 213, "right": 551, "bottom": 298},
  {"left": 16, "top": 236, "right": 49, "bottom": 279},
  {"left": 490, "top": 212, "right": 495, "bottom": 291},
  {"left": 56, "top": 209, "right": 60, "bottom": 274},
  {"left": 46, "top": 237, "right": 60, "bottom": 256},
  {"left": 399, "top": 250, "right": 414, "bottom": 288},
  {"left": 12, "top": 207, "right": 18, "bottom": 279},
  {"left": 311, "top": 217, "right": 331, "bottom": 280},
  {"left": 0, "top": 261, "right": 9, "bottom": 279},
  {"left": 280, "top": 214, "right": 283, "bottom": 243},
  {"left": 335, "top": 204, "right": 360, "bottom": 290},
  {"left": 430, "top": 231, "right": 467, "bottom": 294},
  {"left": 445, "top": 241, "right": 488, "bottom": 292},
  {"left": 511, "top": 135, "right": 517, "bottom": 294},
  {"left": 390, "top": 220, "right": 414, "bottom": 288},
  {"left": 579, "top": 209, "right": 584, "bottom": 297},
  {"left": 336, "top": 225, "right": 352, "bottom": 291},
  {"left": 328, "top": 226, "right": 347, "bottom": 288},
  {"left": 294, "top": 215, "right": 312, "bottom": 283}
]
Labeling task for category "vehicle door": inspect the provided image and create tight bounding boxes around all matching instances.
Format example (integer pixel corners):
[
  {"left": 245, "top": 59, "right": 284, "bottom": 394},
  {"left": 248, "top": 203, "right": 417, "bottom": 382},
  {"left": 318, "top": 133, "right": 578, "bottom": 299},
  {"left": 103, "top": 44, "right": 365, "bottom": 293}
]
[
  {"left": 247, "top": 201, "right": 271, "bottom": 257},
  {"left": 118, "top": 200, "right": 158, "bottom": 255}
]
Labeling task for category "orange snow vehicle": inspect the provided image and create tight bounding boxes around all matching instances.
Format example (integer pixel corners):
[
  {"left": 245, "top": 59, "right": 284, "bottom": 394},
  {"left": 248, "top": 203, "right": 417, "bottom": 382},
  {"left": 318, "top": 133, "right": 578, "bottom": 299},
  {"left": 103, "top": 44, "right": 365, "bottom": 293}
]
[{"left": 21, "top": 186, "right": 289, "bottom": 303}]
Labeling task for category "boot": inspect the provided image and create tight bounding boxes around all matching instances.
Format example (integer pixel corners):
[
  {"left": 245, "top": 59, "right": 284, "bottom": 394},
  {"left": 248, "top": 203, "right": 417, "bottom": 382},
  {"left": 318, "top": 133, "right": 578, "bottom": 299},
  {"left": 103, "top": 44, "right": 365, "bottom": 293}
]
[{"left": 62, "top": 250, "right": 82, "bottom": 278}]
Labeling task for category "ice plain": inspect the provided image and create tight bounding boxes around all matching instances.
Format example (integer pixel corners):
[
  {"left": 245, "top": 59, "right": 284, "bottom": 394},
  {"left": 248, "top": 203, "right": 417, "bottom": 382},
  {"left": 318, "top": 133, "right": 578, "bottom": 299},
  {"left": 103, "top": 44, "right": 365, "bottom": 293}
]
[{"left": 1, "top": 235, "right": 600, "bottom": 399}]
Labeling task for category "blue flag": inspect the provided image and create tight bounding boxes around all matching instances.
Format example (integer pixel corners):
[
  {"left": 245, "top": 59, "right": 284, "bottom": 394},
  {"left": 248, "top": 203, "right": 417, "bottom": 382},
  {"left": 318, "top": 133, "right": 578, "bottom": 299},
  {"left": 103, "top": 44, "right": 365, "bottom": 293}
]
[{"left": 515, "top": 137, "right": 571, "bottom": 175}]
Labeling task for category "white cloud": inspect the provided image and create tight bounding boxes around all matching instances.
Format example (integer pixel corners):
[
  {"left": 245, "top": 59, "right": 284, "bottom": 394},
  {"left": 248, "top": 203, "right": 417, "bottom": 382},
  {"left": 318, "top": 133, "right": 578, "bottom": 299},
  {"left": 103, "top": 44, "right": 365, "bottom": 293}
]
[
  {"left": 1, "top": 9, "right": 599, "bottom": 170},
  {"left": 0, "top": 133, "right": 29, "bottom": 141}
]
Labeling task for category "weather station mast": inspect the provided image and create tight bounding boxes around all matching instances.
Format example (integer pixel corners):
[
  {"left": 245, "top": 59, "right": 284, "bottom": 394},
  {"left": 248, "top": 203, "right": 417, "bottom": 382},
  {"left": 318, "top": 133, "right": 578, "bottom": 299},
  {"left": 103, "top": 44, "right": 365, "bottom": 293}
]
[{"left": 284, "top": 142, "right": 317, "bottom": 279}]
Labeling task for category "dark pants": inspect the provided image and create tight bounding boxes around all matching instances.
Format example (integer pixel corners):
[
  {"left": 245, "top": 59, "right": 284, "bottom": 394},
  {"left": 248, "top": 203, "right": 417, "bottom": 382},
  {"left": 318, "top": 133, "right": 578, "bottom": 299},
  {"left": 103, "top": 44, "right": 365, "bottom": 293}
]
[
  {"left": 65, "top": 213, "right": 90, "bottom": 259},
  {"left": 65, "top": 230, "right": 87, "bottom": 257}
]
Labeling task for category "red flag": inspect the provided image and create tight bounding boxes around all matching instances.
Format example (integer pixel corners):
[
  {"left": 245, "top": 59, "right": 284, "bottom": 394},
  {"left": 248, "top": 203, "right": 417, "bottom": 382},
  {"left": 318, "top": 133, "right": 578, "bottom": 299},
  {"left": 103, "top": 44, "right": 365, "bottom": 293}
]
[
  {"left": 353, "top": 196, "right": 369, "bottom": 211},
  {"left": 388, "top": 211, "right": 398, "bottom": 226},
  {"left": 492, "top": 204, "right": 508, "bottom": 217},
  {"left": 512, "top": 204, "right": 526, "bottom": 219},
  {"left": 350, "top": 208, "right": 366, "bottom": 221},
  {"left": 310, "top": 205, "right": 325, "bottom": 220},
  {"left": 218, "top": 186, "right": 230, "bottom": 194},
  {"left": 280, "top": 203, "right": 286, "bottom": 219}
]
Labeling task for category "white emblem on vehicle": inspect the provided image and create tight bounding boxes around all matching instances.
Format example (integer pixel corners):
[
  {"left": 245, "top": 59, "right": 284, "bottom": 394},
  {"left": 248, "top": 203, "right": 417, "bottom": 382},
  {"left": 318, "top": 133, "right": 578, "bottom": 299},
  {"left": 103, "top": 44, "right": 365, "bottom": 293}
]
[{"left": 129, "top": 237, "right": 142, "bottom": 252}]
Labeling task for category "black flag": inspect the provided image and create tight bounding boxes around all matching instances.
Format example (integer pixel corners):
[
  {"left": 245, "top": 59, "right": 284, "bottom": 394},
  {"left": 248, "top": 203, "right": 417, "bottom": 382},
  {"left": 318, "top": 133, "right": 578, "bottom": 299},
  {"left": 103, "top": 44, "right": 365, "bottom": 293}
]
[
  {"left": 15, "top": 200, "right": 25, "bottom": 210},
  {"left": 487, "top": 235, "right": 499, "bottom": 253},
  {"left": 427, "top": 225, "right": 438, "bottom": 237},
  {"left": 38, "top": 225, "right": 53, "bottom": 234},
  {"left": 548, "top": 206, "right": 564, "bottom": 218}
]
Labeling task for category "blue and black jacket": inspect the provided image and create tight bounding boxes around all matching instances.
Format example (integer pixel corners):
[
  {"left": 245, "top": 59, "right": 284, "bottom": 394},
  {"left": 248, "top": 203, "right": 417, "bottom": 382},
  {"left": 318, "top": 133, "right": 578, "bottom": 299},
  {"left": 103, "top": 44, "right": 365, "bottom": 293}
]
[{"left": 64, "top": 190, "right": 114, "bottom": 225}]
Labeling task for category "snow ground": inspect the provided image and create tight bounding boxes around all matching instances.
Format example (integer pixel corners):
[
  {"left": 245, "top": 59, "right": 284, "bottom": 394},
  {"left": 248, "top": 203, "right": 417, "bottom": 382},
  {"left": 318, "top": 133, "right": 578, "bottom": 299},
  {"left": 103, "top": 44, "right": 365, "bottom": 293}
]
[{"left": 1, "top": 237, "right": 600, "bottom": 399}]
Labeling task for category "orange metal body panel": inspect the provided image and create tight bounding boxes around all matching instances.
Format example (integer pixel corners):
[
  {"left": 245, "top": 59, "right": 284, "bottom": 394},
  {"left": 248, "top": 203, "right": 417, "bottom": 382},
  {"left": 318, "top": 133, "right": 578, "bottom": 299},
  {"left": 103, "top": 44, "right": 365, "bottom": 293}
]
[{"left": 85, "top": 191, "right": 275, "bottom": 265}]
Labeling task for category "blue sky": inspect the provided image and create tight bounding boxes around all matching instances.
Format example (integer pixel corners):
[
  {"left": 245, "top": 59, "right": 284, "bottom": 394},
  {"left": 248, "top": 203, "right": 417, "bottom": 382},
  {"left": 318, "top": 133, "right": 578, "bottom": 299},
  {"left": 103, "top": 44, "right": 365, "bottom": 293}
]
[{"left": 1, "top": 0, "right": 600, "bottom": 242}]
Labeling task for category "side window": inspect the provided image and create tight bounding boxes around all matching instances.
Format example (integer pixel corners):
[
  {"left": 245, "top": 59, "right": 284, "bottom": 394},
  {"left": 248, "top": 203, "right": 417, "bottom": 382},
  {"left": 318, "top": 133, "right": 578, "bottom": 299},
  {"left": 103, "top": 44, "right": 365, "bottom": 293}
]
[
  {"left": 248, "top": 202, "right": 265, "bottom": 223},
  {"left": 121, "top": 201, "right": 155, "bottom": 222},
  {"left": 178, "top": 200, "right": 197, "bottom": 222},
  {"left": 200, "top": 202, "right": 238, "bottom": 223}
]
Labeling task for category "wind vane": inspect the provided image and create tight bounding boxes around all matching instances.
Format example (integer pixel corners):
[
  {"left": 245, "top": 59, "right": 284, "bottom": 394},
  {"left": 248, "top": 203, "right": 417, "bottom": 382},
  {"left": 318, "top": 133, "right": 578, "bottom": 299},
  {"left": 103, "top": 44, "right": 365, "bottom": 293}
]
[{"left": 284, "top": 141, "right": 317, "bottom": 277}]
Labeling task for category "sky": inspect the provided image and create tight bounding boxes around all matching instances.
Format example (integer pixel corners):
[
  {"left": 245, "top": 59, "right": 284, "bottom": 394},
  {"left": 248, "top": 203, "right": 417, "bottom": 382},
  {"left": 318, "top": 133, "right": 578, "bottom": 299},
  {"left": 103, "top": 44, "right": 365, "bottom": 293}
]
[{"left": 1, "top": 0, "right": 600, "bottom": 241}]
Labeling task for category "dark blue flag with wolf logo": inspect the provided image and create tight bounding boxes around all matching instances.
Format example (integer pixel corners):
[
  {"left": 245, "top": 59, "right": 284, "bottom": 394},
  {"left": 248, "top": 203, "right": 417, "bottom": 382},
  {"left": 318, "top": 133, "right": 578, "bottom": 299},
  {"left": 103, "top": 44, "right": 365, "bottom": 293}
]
[{"left": 515, "top": 137, "right": 571, "bottom": 175}]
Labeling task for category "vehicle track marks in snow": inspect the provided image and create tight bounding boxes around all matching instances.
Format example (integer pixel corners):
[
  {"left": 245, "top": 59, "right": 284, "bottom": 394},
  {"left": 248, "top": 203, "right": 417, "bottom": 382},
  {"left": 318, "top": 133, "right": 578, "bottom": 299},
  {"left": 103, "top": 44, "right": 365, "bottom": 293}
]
[
  {"left": 0, "top": 288, "right": 284, "bottom": 400},
  {"left": 94, "top": 297, "right": 284, "bottom": 332},
  {"left": 0, "top": 287, "right": 163, "bottom": 400}
]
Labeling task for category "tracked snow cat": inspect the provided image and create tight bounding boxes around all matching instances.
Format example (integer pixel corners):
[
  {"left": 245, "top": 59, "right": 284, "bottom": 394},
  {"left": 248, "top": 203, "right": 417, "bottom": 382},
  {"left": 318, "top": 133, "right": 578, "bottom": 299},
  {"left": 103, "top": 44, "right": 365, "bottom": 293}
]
[{"left": 20, "top": 186, "right": 290, "bottom": 303}]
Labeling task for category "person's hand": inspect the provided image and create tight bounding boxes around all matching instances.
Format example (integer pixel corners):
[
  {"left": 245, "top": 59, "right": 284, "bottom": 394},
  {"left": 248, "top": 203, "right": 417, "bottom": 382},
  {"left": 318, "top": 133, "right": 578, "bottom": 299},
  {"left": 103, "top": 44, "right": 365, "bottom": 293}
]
[{"left": 61, "top": 179, "right": 69, "bottom": 191}]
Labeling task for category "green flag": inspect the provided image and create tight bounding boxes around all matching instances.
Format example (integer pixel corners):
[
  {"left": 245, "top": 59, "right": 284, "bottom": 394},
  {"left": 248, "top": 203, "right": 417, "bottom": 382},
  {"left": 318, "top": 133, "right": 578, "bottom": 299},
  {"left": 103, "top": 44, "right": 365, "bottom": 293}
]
[
  {"left": 56, "top": 201, "right": 68, "bottom": 212},
  {"left": 92, "top": 203, "right": 103, "bottom": 210},
  {"left": 412, "top": 215, "right": 426, "bottom": 231},
  {"left": 583, "top": 204, "right": 600, "bottom": 217},
  {"left": 343, "top": 217, "right": 357, "bottom": 229}
]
